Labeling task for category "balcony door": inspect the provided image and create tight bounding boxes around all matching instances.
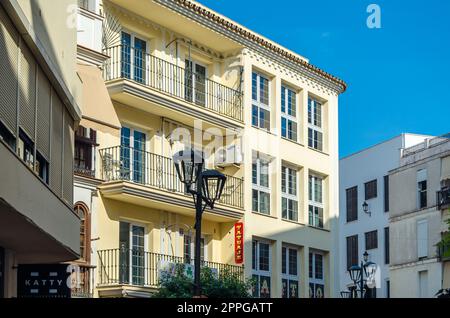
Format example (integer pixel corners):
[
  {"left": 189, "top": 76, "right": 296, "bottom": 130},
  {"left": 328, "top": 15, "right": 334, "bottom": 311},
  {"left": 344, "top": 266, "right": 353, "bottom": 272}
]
[
  {"left": 121, "top": 32, "right": 147, "bottom": 84},
  {"left": 120, "top": 127, "right": 146, "bottom": 184},
  {"left": 185, "top": 60, "right": 206, "bottom": 107},
  {"left": 119, "top": 222, "right": 146, "bottom": 286}
]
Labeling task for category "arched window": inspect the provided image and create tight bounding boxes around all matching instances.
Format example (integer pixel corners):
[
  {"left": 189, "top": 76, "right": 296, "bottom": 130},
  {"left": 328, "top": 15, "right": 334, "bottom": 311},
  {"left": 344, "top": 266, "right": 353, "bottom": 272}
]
[{"left": 74, "top": 203, "right": 90, "bottom": 262}]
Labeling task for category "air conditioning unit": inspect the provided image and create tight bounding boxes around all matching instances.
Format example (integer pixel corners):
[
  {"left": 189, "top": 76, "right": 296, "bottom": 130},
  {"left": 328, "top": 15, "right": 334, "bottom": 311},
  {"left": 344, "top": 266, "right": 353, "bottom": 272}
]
[{"left": 215, "top": 144, "right": 243, "bottom": 167}]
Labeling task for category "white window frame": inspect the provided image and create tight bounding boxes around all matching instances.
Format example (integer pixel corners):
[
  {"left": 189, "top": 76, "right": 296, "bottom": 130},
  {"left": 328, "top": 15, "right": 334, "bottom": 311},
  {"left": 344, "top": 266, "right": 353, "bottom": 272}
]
[
  {"left": 121, "top": 125, "right": 148, "bottom": 183},
  {"left": 184, "top": 58, "right": 208, "bottom": 107},
  {"left": 281, "top": 85, "right": 298, "bottom": 141},
  {"left": 119, "top": 219, "right": 149, "bottom": 286},
  {"left": 281, "top": 245, "right": 299, "bottom": 298},
  {"left": 252, "top": 72, "right": 271, "bottom": 130},
  {"left": 309, "top": 251, "right": 325, "bottom": 298},
  {"left": 309, "top": 174, "right": 324, "bottom": 228},
  {"left": 252, "top": 156, "right": 271, "bottom": 215},
  {"left": 308, "top": 97, "right": 323, "bottom": 151},
  {"left": 252, "top": 239, "right": 272, "bottom": 298},
  {"left": 281, "top": 165, "right": 298, "bottom": 222},
  {"left": 121, "top": 30, "right": 150, "bottom": 84},
  {"left": 181, "top": 229, "right": 208, "bottom": 263}
]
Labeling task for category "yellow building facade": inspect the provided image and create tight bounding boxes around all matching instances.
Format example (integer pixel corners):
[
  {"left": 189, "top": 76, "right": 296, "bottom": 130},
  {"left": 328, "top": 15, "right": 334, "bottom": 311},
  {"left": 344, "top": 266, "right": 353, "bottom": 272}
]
[{"left": 74, "top": 0, "right": 346, "bottom": 298}]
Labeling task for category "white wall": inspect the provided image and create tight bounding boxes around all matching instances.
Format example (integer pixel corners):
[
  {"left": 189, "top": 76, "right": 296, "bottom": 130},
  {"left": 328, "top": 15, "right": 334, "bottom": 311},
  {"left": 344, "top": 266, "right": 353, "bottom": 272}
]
[{"left": 338, "top": 134, "right": 429, "bottom": 298}]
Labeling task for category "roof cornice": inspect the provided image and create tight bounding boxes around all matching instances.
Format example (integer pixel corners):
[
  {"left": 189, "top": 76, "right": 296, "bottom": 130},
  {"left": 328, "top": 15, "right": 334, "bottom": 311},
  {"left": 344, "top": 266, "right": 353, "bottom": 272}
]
[{"left": 154, "top": 0, "right": 347, "bottom": 94}]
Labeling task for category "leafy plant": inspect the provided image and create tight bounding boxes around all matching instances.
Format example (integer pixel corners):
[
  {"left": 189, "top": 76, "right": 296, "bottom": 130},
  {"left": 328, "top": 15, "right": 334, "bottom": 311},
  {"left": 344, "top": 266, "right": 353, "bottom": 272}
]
[{"left": 153, "top": 264, "right": 253, "bottom": 298}]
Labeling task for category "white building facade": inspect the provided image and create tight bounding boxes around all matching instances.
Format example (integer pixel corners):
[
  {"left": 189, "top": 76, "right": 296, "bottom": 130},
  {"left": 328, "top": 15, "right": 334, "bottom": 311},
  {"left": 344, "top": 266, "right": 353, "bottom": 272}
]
[{"left": 339, "top": 134, "right": 430, "bottom": 298}]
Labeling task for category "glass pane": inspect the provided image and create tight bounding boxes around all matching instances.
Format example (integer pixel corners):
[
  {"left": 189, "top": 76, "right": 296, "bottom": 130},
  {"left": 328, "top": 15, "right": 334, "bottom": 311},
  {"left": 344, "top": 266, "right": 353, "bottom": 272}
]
[
  {"left": 252, "top": 105, "right": 258, "bottom": 127},
  {"left": 282, "top": 278, "right": 288, "bottom": 298},
  {"left": 259, "top": 276, "right": 271, "bottom": 298},
  {"left": 133, "top": 130, "right": 146, "bottom": 183},
  {"left": 315, "top": 254, "right": 323, "bottom": 279},
  {"left": 260, "top": 76, "right": 269, "bottom": 105},
  {"left": 289, "top": 248, "right": 297, "bottom": 276},
  {"left": 308, "top": 128, "right": 313, "bottom": 148},
  {"left": 260, "top": 108, "right": 270, "bottom": 130},
  {"left": 121, "top": 32, "right": 131, "bottom": 79},
  {"left": 252, "top": 241, "right": 257, "bottom": 270},
  {"left": 308, "top": 98, "right": 312, "bottom": 124},
  {"left": 252, "top": 189, "right": 259, "bottom": 212},
  {"left": 184, "top": 60, "right": 193, "bottom": 102},
  {"left": 252, "top": 73, "right": 258, "bottom": 101},
  {"left": 134, "top": 38, "right": 146, "bottom": 84},
  {"left": 282, "top": 197, "right": 287, "bottom": 219},
  {"left": 260, "top": 191, "right": 270, "bottom": 214},
  {"left": 281, "top": 87, "right": 286, "bottom": 113},
  {"left": 282, "top": 247, "right": 287, "bottom": 274},
  {"left": 259, "top": 243, "right": 270, "bottom": 271},
  {"left": 252, "top": 163, "right": 257, "bottom": 185},
  {"left": 281, "top": 166, "right": 286, "bottom": 193},
  {"left": 281, "top": 117, "right": 287, "bottom": 138},
  {"left": 289, "top": 280, "right": 299, "bottom": 298},
  {"left": 260, "top": 161, "right": 269, "bottom": 187},
  {"left": 194, "top": 64, "right": 206, "bottom": 106},
  {"left": 289, "top": 89, "right": 296, "bottom": 117}
]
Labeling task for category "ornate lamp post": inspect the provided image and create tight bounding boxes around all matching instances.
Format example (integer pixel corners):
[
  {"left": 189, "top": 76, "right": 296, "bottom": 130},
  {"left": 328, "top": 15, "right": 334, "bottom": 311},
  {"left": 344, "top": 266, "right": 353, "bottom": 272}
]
[
  {"left": 173, "top": 149, "right": 226, "bottom": 297},
  {"left": 342, "top": 251, "right": 377, "bottom": 298}
]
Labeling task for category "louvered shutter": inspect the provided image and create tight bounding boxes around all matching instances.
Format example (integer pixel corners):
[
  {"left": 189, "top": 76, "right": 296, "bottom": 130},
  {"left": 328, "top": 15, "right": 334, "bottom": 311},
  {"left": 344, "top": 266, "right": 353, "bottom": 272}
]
[
  {"left": 36, "top": 67, "right": 51, "bottom": 159},
  {"left": 50, "top": 92, "right": 63, "bottom": 196},
  {"left": 63, "top": 110, "right": 74, "bottom": 204},
  {"left": 18, "top": 44, "right": 36, "bottom": 139},
  {"left": 0, "top": 6, "right": 19, "bottom": 134}
]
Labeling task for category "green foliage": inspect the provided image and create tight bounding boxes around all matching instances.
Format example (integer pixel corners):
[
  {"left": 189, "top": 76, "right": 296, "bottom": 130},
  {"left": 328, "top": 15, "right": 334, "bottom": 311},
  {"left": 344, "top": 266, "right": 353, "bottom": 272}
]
[{"left": 153, "top": 264, "right": 253, "bottom": 298}]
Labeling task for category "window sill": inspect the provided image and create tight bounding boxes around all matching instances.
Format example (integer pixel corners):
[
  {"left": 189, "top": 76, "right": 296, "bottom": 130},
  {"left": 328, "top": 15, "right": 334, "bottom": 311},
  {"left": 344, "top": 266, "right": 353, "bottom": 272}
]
[
  {"left": 281, "top": 218, "right": 305, "bottom": 226},
  {"left": 345, "top": 219, "right": 359, "bottom": 224},
  {"left": 307, "top": 225, "right": 330, "bottom": 232},
  {"left": 251, "top": 125, "right": 277, "bottom": 136},
  {"left": 281, "top": 137, "right": 304, "bottom": 147},
  {"left": 307, "top": 146, "right": 329, "bottom": 156},
  {"left": 252, "top": 211, "right": 278, "bottom": 219}
]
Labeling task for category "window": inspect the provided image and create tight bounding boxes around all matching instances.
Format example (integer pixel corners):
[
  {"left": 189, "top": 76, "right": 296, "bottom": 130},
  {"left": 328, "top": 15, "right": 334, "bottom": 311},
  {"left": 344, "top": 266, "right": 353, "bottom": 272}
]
[
  {"left": 281, "top": 166, "right": 298, "bottom": 222},
  {"left": 36, "top": 151, "right": 49, "bottom": 184},
  {"left": 309, "top": 252, "right": 324, "bottom": 298},
  {"left": 185, "top": 60, "right": 207, "bottom": 106},
  {"left": 365, "top": 230, "right": 378, "bottom": 250},
  {"left": 119, "top": 221, "right": 146, "bottom": 285},
  {"left": 418, "top": 271, "right": 428, "bottom": 298},
  {"left": 121, "top": 127, "right": 146, "bottom": 183},
  {"left": 0, "top": 120, "right": 15, "bottom": 150},
  {"left": 18, "top": 129, "right": 34, "bottom": 169},
  {"left": 384, "top": 227, "right": 390, "bottom": 264},
  {"left": 252, "top": 72, "right": 270, "bottom": 131},
  {"left": 282, "top": 246, "right": 299, "bottom": 298},
  {"left": 74, "top": 203, "right": 90, "bottom": 262},
  {"left": 364, "top": 179, "right": 377, "bottom": 200},
  {"left": 252, "top": 240, "right": 271, "bottom": 298},
  {"left": 74, "top": 126, "right": 96, "bottom": 178},
  {"left": 121, "top": 32, "right": 147, "bottom": 84},
  {"left": 384, "top": 175, "right": 389, "bottom": 212},
  {"left": 346, "top": 235, "right": 358, "bottom": 269},
  {"left": 78, "top": 0, "right": 95, "bottom": 12},
  {"left": 417, "top": 219, "right": 428, "bottom": 259},
  {"left": 417, "top": 169, "right": 427, "bottom": 209},
  {"left": 308, "top": 97, "right": 323, "bottom": 151},
  {"left": 346, "top": 186, "right": 358, "bottom": 222},
  {"left": 386, "top": 280, "right": 390, "bottom": 298},
  {"left": 281, "top": 86, "right": 297, "bottom": 141},
  {"left": 183, "top": 233, "right": 192, "bottom": 263},
  {"left": 309, "top": 175, "right": 324, "bottom": 228},
  {"left": 252, "top": 156, "right": 270, "bottom": 214}
]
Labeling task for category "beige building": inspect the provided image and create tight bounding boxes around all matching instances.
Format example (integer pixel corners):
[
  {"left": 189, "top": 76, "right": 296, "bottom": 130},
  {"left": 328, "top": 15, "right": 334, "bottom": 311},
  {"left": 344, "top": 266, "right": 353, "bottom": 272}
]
[
  {"left": 0, "top": 0, "right": 82, "bottom": 297},
  {"left": 74, "top": 0, "right": 346, "bottom": 298},
  {"left": 389, "top": 134, "right": 450, "bottom": 298}
]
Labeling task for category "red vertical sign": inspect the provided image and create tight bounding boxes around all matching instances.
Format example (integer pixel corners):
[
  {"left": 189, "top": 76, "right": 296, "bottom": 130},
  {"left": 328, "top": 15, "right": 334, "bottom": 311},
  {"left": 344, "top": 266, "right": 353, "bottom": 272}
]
[{"left": 234, "top": 222, "right": 244, "bottom": 264}]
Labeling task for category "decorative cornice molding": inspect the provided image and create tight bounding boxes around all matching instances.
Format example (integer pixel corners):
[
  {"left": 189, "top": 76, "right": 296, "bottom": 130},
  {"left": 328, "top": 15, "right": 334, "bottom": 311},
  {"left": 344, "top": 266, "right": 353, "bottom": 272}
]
[{"left": 153, "top": 0, "right": 346, "bottom": 94}]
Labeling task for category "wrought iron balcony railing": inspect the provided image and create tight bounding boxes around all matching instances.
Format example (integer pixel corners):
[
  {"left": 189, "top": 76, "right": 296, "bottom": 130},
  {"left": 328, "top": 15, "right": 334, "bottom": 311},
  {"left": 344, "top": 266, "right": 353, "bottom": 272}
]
[
  {"left": 99, "top": 145, "right": 244, "bottom": 209},
  {"left": 103, "top": 45, "right": 243, "bottom": 122},
  {"left": 69, "top": 264, "right": 95, "bottom": 298},
  {"left": 97, "top": 248, "right": 244, "bottom": 288},
  {"left": 74, "top": 165, "right": 95, "bottom": 178},
  {"left": 437, "top": 188, "right": 450, "bottom": 210}
]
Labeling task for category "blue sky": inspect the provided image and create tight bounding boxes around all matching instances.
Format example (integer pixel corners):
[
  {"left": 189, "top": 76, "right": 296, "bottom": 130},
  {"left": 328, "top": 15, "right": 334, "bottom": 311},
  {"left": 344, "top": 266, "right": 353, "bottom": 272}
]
[{"left": 197, "top": 0, "right": 450, "bottom": 157}]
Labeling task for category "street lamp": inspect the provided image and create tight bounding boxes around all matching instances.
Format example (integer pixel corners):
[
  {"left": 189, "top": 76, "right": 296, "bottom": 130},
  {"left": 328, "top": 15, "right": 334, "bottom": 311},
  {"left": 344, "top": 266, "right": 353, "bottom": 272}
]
[
  {"left": 173, "top": 149, "right": 227, "bottom": 297},
  {"left": 362, "top": 201, "right": 371, "bottom": 217},
  {"left": 341, "top": 251, "right": 377, "bottom": 299}
]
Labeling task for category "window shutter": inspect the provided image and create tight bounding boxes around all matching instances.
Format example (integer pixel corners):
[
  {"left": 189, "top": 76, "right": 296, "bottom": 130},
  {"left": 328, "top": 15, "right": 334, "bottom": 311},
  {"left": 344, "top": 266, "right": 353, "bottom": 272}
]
[
  {"left": 0, "top": 6, "right": 19, "bottom": 134},
  {"left": 50, "top": 92, "right": 63, "bottom": 196},
  {"left": 63, "top": 110, "right": 74, "bottom": 204},
  {"left": 18, "top": 44, "right": 37, "bottom": 139},
  {"left": 36, "top": 67, "right": 51, "bottom": 159},
  {"left": 417, "top": 220, "right": 428, "bottom": 259}
]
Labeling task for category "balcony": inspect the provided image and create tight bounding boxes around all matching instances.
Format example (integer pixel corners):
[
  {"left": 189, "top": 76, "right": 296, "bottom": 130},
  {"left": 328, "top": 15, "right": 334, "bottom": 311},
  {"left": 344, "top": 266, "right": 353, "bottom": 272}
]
[
  {"left": 70, "top": 264, "right": 95, "bottom": 298},
  {"left": 102, "top": 45, "right": 243, "bottom": 124},
  {"left": 98, "top": 146, "right": 244, "bottom": 219},
  {"left": 437, "top": 188, "right": 450, "bottom": 210},
  {"left": 97, "top": 248, "right": 244, "bottom": 292}
]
